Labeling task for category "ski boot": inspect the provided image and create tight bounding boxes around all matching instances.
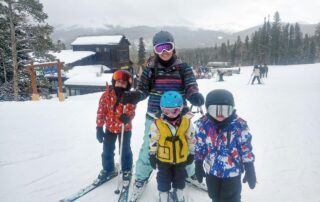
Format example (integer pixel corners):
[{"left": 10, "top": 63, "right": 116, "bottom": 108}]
[
  {"left": 94, "top": 169, "right": 117, "bottom": 185},
  {"left": 159, "top": 191, "right": 170, "bottom": 202},
  {"left": 122, "top": 170, "right": 132, "bottom": 186},
  {"left": 171, "top": 189, "right": 185, "bottom": 202},
  {"left": 129, "top": 178, "right": 148, "bottom": 202}
]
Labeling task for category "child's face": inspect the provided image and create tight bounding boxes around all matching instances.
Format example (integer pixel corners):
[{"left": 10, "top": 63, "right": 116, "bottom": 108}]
[
  {"left": 161, "top": 107, "right": 182, "bottom": 118},
  {"left": 115, "top": 80, "right": 128, "bottom": 88}
]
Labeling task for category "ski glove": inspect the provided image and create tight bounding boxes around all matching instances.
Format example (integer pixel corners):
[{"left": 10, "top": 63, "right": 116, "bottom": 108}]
[
  {"left": 195, "top": 160, "right": 206, "bottom": 183},
  {"left": 96, "top": 127, "right": 105, "bottom": 143},
  {"left": 149, "top": 154, "right": 157, "bottom": 170},
  {"left": 243, "top": 162, "right": 257, "bottom": 189},
  {"left": 186, "top": 154, "right": 194, "bottom": 165},
  {"left": 119, "top": 113, "right": 130, "bottom": 124},
  {"left": 120, "top": 91, "right": 142, "bottom": 105},
  {"left": 188, "top": 93, "right": 204, "bottom": 106}
]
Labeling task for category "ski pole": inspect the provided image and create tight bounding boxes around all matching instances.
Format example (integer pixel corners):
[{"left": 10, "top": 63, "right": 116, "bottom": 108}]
[
  {"left": 247, "top": 75, "right": 253, "bottom": 85},
  {"left": 115, "top": 105, "right": 127, "bottom": 194}
]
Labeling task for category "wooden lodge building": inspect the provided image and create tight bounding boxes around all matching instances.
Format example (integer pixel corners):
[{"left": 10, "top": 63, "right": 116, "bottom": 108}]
[{"left": 71, "top": 35, "right": 131, "bottom": 70}]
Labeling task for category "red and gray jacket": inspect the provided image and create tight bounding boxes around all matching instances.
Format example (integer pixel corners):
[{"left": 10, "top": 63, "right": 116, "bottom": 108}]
[{"left": 96, "top": 87, "right": 136, "bottom": 134}]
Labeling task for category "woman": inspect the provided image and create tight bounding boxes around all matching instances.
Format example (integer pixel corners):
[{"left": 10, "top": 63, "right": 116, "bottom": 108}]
[{"left": 120, "top": 31, "right": 204, "bottom": 201}]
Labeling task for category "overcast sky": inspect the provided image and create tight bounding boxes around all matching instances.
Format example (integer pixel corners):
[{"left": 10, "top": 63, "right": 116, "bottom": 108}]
[{"left": 39, "top": 0, "right": 320, "bottom": 32}]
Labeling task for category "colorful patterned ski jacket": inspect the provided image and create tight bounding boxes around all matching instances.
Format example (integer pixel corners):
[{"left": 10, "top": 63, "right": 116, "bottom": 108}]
[
  {"left": 136, "top": 57, "right": 199, "bottom": 114},
  {"left": 194, "top": 113, "right": 255, "bottom": 178},
  {"left": 96, "top": 87, "right": 136, "bottom": 134}
]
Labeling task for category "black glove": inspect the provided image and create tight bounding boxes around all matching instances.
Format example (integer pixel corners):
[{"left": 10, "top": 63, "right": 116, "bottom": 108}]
[
  {"left": 149, "top": 154, "right": 157, "bottom": 170},
  {"left": 242, "top": 162, "right": 256, "bottom": 189},
  {"left": 195, "top": 160, "right": 205, "bottom": 183},
  {"left": 119, "top": 113, "right": 130, "bottom": 124},
  {"left": 188, "top": 93, "right": 204, "bottom": 106},
  {"left": 120, "top": 91, "right": 142, "bottom": 105},
  {"left": 186, "top": 154, "right": 194, "bottom": 165},
  {"left": 96, "top": 127, "right": 105, "bottom": 143}
]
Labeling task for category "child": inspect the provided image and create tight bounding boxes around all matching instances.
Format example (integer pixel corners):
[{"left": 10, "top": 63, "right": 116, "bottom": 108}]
[
  {"left": 96, "top": 70, "right": 136, "bottom": 183},
  {"left": 194, "top": 89, "right": 256, "bottom": 202},
  {"left": 149, "top": 91, "right": 196, "bottom": 202}
]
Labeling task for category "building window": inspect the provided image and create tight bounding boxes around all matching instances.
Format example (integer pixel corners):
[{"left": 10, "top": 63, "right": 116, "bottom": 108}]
[
  {"left": 96, "top": 47, "right": 100, "bottom": 52},
  {"left": 104, "top": 47, "right": 108, "bottom": 52}
]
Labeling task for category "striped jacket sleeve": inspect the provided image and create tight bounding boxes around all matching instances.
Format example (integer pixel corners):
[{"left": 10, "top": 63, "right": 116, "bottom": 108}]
[
  {"left": 180, "top": 63, "right": 200, "bottom": 98},
  {"left": 136, "top": 67, "right": 152, "bottom": 100}
]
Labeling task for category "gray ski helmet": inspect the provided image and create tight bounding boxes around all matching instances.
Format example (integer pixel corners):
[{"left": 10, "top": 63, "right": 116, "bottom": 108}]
[
  {"left": 205, "top": 89, "right": 235, "bottom": 108},
  {"left": 152, "top": 31, "right": 175, "bottom": 46}
]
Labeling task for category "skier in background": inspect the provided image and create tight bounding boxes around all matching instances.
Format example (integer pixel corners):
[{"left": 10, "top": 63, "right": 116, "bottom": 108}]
[
  {"left": 149, "top": 91, "right": 195, "bottom": 202},
  {"left": 195, "top": 89, "right": 257, "bottom": 202},
  {"left": 251, "top": 65, "right": 262, "bottom": 84},
  {"left": 96, "top": 70, "right": 136, "bottom": 183}
]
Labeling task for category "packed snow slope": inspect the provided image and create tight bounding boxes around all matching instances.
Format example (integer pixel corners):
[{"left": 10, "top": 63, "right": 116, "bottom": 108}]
[{"left": 1, "top": 63, "right": 320, "bottom": 202}]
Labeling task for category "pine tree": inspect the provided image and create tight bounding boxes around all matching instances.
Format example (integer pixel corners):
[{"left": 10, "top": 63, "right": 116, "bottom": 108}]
[
  {"left": 138, "top": 37, "right": 146, "bottom": 67},
  {"left": 270, "top": 11, "right": 281, "bottom": 65},
  {"left": 294, "top": 23, "right": 303, "bottom": 63},
  {"left": 1, "top": 0, "right": 53, "bottom": 101}
]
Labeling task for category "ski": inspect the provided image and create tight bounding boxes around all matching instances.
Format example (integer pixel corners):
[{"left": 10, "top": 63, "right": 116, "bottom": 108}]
[
  {"left": 117, "top": 179, "right": 131, "bottom": 202},
  {"left": 185, "top": 178, "right": 208, "bottom": 192},
  {"left": 128, "top": 172, "right": 154, "bottom": 202},
  {"left": 60, "top": 165, "right": 119, "bottom": 202}
]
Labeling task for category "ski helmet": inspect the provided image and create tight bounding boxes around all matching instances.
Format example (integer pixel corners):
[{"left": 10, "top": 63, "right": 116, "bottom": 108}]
[
  {"left": 112, "top": 70, "right": 132, "bottom": 90},
  {"left": 160, "top": 91, "right": 183, "bottom": 108},
  {"left": 152, "top": 31, "right": 175, "bottom": 46},
  {"left": 205, "top": 89, "right": 235, "bottom": 109}
]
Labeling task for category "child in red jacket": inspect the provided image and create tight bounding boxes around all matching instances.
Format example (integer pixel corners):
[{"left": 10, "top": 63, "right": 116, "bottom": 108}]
[{"left": 96, "top": 70, "right": 136, "bottom": 182}]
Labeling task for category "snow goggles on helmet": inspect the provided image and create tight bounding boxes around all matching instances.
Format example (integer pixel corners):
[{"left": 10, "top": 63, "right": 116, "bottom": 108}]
[
  {"left": 113, "top": 70, "right": 131, "bottom": 82},
  {"left": 161, "top": 106, "right": 183, "bottom": 118},
  {"left": 153, "top": 42, "right": 175, "bottom": 54},
  {"left": 207, "top": 105, "right": 234, "bottom": 118}
]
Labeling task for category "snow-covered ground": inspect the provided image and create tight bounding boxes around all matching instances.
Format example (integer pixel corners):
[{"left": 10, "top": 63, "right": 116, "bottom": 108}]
[{"left": 1, "top": 63, "right": 320, "bottom": 202}]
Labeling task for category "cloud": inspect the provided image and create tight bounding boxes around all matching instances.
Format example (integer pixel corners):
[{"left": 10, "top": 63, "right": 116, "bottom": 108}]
[{"left": 40, "top": 0, "right": 320, "bottom": 31}]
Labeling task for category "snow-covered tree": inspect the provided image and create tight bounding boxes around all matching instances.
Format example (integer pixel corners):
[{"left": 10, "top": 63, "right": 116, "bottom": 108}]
[
  {"left": 0, "top": 0, "right": 54, "bottom": 101},
  {"left": 138, "top": 37, "right": 146, "bottom": 67}
]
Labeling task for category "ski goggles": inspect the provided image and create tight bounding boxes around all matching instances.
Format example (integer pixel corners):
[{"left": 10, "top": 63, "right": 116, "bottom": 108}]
[
  {"left": 207, "top": 105, "right": 234, "bottom": 118},
  {"left": 161, "top": 106, "right": 183, "bottom": 118},
  {"left": 113, "top": 70, "right": 131, "bottom": 82},
  {"left": 153, "top": 42, "right": 175, "bottom": 54}
]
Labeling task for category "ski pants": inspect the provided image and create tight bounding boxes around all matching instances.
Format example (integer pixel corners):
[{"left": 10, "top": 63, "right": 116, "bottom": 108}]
[
  {"left": 206, "top": 174, "right": 241, "bottom": 202},
  {"left": 251, "top": 76, "right": 261, "bottom": 84},
  {"left": 156, "top": 162, "right": 187, "bottom": 192},
  {"left": 134, "top": 115, "right": 195, "bottom": 180},
  {"left": 102, "top": 131, "right": 133, "bottom": 173}
]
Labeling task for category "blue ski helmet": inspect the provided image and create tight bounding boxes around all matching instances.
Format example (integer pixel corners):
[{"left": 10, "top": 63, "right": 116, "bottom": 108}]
[
  {"left": 152, "top": 31, "right": 175, "bottom": 46},
  {"left": 160, "top": 91, "right": 183, "bottom": 108}
]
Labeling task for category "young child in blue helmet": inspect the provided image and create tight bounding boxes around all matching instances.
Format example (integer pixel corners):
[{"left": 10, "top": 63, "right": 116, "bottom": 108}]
[
  {"left": 149, "top": 91, "right": 196, "bottom": 202},
  {"left": 194, "top": 89, "right": 256, "bottom": 202}
]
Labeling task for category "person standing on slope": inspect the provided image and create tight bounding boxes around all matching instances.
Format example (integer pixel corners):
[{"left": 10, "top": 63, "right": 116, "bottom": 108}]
[{"left": 120, "top": 31, "right": 205, "bottom": 201}]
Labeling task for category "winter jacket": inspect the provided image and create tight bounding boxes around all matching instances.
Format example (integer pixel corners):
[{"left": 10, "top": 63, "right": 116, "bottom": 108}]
[
  {"left": 150, "top": 113, "right": 196, "bottom": 164},
  {"left": 96, "top": 87, "right": 136, "bottom": 133},
  {"left": 194, "top": 114, "right": 255, "bottom": 178},
  {"left": 252, "top": 68, "right": 260, "bottom": 76},
  {"left": 136, "top": 57, "right": 199, "bottom": 113}
]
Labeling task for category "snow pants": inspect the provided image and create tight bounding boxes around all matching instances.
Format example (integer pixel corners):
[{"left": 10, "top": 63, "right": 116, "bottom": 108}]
[
  {"left": 102, "top": 131, "right": 133, "bottom": 173},
  {"left": 134, "top": 115, "right": 195, "bottom": 180},
  {"left": 206, "top": 174, "right": 241, "bottom": 202},
  {"left": 156, "top": 161, "right": 187, "bottom": 192},
  {"left": 251, "top": 76, "right": 261, "bottom": 84}
]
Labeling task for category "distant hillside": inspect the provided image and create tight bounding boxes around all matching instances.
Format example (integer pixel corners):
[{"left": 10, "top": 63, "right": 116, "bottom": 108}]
[{"left": 51, "top": 24, "right": 317, "bottom": 50}]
